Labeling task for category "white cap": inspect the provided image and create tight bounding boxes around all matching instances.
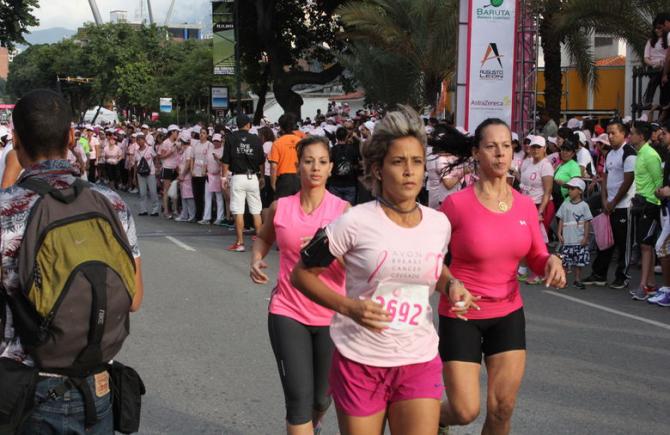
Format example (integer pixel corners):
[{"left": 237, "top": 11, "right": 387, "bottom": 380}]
[
  {"left": 638, "top": 114, "right": 649, "bottom": 122},
  {"left": 167, "top": 124, "right": 180, "bottom": 133},
  {"left": 511, "top": 132, "right": 519, "bottom": 142},
  {"left": 622, "top": 116, "right": 632, "bottom": 124},
  {"left": 212, "top": 133, "right": 223, "bottom": 142},
  {"left": 547, "top": 136, "right": 557, "bottom": 145},
  {"left": 565, "top": 177, "right": 586, "bottom": 191},
  {"left": 0, "top": 125, "right": 9, "bottom": 138},
  {"left": 85, "top": 124, "right": 94, "bottom": 131},
  {"left": 141, "top": 124, "right": 149, "bottom": 130},
  {"left": 529, "top": 135, "right": 546, "bottom": 147},
  {"left": 179, "top": 130, "right": 191, "bottom": 142},
  {"left": 574, "top": 130, "right": 587, "bottom": 145},
  {"left": 566, "top": 118, "right": 582, "bottom": 130},
  {"left": 363, "top": 120, "right": 375, "bottom": 132},
  {"left": 593, "top": 133, "right": 610, "bottom": 146}
]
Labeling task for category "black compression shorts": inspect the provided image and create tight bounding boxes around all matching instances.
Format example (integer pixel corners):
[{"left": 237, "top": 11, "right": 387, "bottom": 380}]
[{"left": 439, "top": 307, "right": 526, "bottom": 363}]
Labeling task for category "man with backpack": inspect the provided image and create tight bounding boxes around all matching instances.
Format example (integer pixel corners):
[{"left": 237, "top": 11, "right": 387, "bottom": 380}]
[
  {"left": 135, "top": 132, "right": 160, "bottom": 216},
  {"left": 0, "top": 89, "right": 144, "bottom": 434}
]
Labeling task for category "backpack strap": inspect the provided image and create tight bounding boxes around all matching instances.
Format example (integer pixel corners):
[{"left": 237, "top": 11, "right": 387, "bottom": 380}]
[
  {"left": 19, "top": 178, "right": 89, "bottom": 204},
  {"left": 73, "top": 263, "right": 108, "bottom": 371}
]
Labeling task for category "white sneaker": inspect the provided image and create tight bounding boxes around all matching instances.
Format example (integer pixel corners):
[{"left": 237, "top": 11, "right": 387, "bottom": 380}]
[
  {"left": 654, "top": 265, "right": 662, "bottom": 274},
  {"left": 198, "top": 220, "right": 209, "bottom": 225},
  {"left": 647, "top": 287, "right": 670, "bottom": 304},
  {"left": 213, "top": 219, "right": 223, "bottom": 225}
]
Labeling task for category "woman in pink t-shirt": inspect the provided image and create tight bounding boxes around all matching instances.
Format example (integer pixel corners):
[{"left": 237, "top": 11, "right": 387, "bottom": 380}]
[
  {"left": 292, "top": 106, "right": 477, "bottom": 435},
  {"left": 438, "top": 119, "right": 566, "bottom": 434},
  {"left": 158, "top": 126, "right": 180, "bottom": 218},
  {"left": 250, "top": 136, "right": 349, "bottom": 434},
  {"left": 175, "top": 131, "right": 195, "bottom": 222}
]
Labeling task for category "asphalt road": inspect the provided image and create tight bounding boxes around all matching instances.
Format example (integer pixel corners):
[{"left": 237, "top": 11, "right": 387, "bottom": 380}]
[{"left": 117, "top": 193, "right": 670, "bottom": 434}]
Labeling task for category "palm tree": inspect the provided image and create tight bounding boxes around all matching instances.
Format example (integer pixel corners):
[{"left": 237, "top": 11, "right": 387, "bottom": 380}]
[
  {"left": 337, "top": 0, "right": 458, "bottom": 110},
  {"left": 540, "top": 0, "right": 670, "bottom": 122}
]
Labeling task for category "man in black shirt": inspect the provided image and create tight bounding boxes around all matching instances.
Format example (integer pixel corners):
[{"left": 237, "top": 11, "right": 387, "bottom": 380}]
[
  {"left": 221, "top": 114, "right": 265, "bottom": 252},
  {"left": 328, "top": 126, "right": 360, "bottom": 204}
]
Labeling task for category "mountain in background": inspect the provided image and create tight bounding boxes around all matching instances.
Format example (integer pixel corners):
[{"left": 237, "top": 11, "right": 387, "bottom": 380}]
[{"left": 20, "top": 27, "right": 76, "bottom": 48}]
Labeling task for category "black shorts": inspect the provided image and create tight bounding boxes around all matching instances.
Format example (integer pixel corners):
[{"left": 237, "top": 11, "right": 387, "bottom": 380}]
[
  {"left": 160, "top": 167, "right": 178, "bottom": 181},
  {"left": 636, "top": 204, "right": 659, "bottom": 246},
  {"left": 439, "top": 307, "right": 526, "bottom": 363}
]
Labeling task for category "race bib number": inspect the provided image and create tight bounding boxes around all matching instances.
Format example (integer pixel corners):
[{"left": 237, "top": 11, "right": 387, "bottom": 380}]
[{"left": 371, "top": 281, "right": 430, "bottom": 330}]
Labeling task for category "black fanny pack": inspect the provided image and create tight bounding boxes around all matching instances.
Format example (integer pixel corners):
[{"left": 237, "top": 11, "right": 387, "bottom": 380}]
[
  {"left": 0, "top": 358, "right": 38, "bottom": 435},
  {"left": 107, "top": 361, "right": 146, "bottom": 434}
]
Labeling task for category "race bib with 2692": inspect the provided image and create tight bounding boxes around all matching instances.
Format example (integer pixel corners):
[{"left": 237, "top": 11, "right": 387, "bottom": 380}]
[{"left": 371, "top": 281, "right": 430, "bottom": 330}]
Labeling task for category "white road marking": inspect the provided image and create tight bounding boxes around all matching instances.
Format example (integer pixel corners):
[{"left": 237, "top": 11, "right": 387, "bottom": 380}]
[
  {"left": 165, "top": 236, "right": 196, "bottom": 252},
  {"left": 544, "top": 290, "right": 670, "bottom": 331}
]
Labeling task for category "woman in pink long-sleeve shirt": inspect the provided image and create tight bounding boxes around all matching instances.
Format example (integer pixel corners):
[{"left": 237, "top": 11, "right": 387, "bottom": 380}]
[{"left": 438, "top": 119, "right": 566, "bottom": 434}]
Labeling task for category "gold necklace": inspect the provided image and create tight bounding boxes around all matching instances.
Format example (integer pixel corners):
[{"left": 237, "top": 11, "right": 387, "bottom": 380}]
[{"left": 478, "top": 184, "right": 509, "bottom": 212}]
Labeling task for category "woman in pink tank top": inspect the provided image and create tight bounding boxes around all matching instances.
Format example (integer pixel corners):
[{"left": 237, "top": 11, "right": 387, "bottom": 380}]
[{"left": 250, "top": 136, "right": 349, "bottom": 434}]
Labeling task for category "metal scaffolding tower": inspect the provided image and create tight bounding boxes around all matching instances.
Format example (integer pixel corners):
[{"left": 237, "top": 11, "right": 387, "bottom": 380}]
[
  {"left": 512, "top": 0, "right": 539, "bottom": 135},
  {"left": 88, "top": 0, "right": 103, "bottom": 25}
]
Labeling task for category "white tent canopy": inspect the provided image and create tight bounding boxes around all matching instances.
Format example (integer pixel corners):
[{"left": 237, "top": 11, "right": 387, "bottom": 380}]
[{"left": 83, "top": 106, "right": 119, "bottom": 125}]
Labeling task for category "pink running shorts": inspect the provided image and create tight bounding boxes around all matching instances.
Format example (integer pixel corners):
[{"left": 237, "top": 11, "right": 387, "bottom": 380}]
[{"left": 329, "top": 350, "right": 444, "bottom": 417}]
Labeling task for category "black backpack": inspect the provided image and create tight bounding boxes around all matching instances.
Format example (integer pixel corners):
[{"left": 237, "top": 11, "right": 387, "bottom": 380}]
[{"left": 137, "top": 156, "right": 151, "bottom": 176}]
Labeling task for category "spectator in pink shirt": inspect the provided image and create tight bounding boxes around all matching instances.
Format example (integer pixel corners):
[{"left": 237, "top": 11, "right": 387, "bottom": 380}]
[{"left": 438, "top": 118, "right": 566, "bottom": 434}]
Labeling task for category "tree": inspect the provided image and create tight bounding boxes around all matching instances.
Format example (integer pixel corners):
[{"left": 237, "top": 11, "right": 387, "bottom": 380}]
[
  {"left": 0, "top": 0, "right": 39, "bottom": 50},
  {"left": 337, "top": 0, "right": 458, "bottom": 110},
  {"left": 339, "top": 43, "right": 423, "bottom": 108},
  {"left": 533, "top": 0, "right": 660, "bottom": 122},
  {"left": 239, "top": 0, "right": 346, "bottom": 117}
]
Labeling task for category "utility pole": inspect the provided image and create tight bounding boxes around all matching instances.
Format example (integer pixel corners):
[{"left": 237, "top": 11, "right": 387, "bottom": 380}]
[
  {"left": 146, "top": 0, "right": 155, "bottom": 25},
  {"left": 88, "top": 0, "right": 103, "bottom": 25},
  {"left": 234, "top": 0, "right": 242, "bottom": 115}
]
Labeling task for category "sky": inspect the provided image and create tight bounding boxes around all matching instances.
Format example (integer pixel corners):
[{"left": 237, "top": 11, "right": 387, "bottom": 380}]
[{"left": 30, "top": 0, "right": 213, "bottom": 31}]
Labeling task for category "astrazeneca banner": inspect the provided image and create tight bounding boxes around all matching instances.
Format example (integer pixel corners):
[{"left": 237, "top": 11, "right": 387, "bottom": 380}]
[{"left": 463, "top": 0, "right": 518, "bottom": 131}]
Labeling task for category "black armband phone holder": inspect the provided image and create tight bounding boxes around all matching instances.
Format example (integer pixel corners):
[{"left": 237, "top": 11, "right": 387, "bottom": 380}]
[{"left": 300, "top": 228, "right": 336, "bottom": 268}]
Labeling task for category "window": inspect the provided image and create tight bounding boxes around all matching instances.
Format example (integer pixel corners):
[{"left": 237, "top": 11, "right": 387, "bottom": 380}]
[{"left": 594, "top": 37, "right": 613, "bottom": 48}]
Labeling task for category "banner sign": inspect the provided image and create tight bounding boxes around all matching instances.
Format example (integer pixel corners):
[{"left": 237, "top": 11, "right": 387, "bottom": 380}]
[
  {"left": 462, "top": 0, "right": 518, "bottom": 131},
  {"left": 213, "top": 1, "right": 236, "bottom": 75},
  {"left": 211, "top": 86, "right": 229, "bottom": 109},
  {"left": 159, "top": 98, "right": 172, "bottom": 113}
]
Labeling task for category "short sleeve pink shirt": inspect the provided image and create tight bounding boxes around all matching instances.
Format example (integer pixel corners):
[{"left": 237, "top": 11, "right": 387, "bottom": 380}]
[
  {"left": 326, "top": 202, "right": 450, "bottom": 367},
  {"left": 159, "top": 139, "right": 178, "bottom": 169},
  {"left": 269, "top": 191, "right": 348, "bottom": 325}
]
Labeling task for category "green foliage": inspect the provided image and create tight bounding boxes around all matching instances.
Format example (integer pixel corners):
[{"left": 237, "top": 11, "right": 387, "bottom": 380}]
[
  {"left": 7, "top": 23, "right": 230, "bottom": 122},
  {"left": 0, "top": 0, "right": 39, "bottom": 50},
  {"left": 337, "top": 0, "right": 458, "bottom": 109},
  {"left": 239, "top": 1, "right": 346, "bottom": 116}
]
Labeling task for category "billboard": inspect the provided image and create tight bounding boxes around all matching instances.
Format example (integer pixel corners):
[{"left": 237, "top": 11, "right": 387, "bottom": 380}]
[
  {"left": 159, "top": 98, "right": 172, "bottom": 113},
  {"left": 457, "top": 0, "right": 518, "bottom": 131},
  {"left": 212, "top": 0, "right": 236, "bottom": 75},
  {"left": 211, "top": 86, "right": 229, "bottom": 109}
]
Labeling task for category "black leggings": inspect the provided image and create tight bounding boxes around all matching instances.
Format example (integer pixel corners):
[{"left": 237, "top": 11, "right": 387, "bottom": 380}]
[
  {"left": 191, "top": 176, "right": 206, "bottom": 220},
  {"left": 267, "top": 313, "right": 333, "bottom": 425}
]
